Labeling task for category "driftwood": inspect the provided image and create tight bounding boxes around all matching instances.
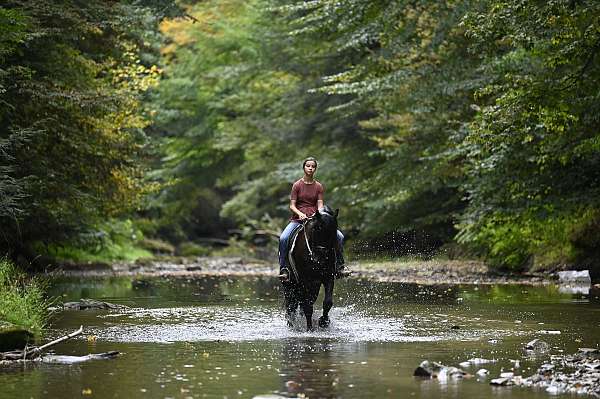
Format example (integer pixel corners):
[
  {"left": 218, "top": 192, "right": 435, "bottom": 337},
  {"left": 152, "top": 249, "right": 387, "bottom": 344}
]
[
  {"left": 41, "top": 351, "right": 119, "bottom": 364},
  {"left": 0, "top": 325, "right": 83, "bottom": 361}
]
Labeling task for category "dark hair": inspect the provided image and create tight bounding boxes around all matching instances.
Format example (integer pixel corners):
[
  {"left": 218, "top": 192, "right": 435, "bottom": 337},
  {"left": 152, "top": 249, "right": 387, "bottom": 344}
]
[{"left": 302, "top": 157, "right": 318, "bottom": 168}]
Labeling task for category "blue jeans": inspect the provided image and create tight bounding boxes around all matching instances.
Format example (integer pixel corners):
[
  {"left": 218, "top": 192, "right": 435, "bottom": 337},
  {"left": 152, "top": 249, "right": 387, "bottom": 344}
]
[{"left": 278, "top": 221, "right": 344, "bottom": 271}]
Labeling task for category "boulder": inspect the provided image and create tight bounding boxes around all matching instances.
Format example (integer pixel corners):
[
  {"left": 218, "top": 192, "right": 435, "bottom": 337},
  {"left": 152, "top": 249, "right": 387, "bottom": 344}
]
[
  {"left": 557, "top": 270, "right": 591, "bottom": 284},
  {"left": 0, "top": 322, "right": 34, "bottom": 352}
]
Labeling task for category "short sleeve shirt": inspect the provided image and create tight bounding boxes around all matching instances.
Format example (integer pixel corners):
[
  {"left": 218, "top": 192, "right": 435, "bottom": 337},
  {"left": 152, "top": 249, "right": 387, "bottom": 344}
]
[{"left": 290, "top": 179, "right": 324, "bottom": 221}]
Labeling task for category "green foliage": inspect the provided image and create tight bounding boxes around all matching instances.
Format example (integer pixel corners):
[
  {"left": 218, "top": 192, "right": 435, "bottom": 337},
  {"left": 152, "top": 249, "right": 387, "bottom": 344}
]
[
  {"left": 146, "top": 0, "right": 600, "bottom": 271},
  {"left": 457, "top": 0, "right": 600, "bottom": 268},
  {"left": 177, "top": 242, "right": 211, "bottom": 257},
  {"left": 0, "top": 1, "right": 180, "bottom": 264},
  {"left": 0, "top": 258, "right": 47, "bottom": 336},
  {"left": 44, "top": 219, "right": 152, "bottom": 263}
]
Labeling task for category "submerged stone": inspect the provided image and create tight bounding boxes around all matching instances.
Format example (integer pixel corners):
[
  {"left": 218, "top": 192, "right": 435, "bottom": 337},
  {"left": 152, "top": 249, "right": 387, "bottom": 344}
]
[
  {"left": 60, "top": 299, "right": 129, "bottom": 311},
  {"left": 525, "top": 339, "right": 549, "bottom": 353},
  {"left": 490, "top": 377, "right": 512, "bottom": 386}
]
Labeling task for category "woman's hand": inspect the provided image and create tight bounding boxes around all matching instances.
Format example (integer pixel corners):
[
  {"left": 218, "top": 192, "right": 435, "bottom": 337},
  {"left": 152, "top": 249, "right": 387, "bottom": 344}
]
[{"left": 298, "top": 212, "right": 308, "bottom": 220}]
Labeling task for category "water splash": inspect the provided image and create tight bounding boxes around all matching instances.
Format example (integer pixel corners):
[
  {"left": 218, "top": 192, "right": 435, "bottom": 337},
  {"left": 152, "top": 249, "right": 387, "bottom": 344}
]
[{"left": 93, "top": 305, "right": 502, "bottom": 343}]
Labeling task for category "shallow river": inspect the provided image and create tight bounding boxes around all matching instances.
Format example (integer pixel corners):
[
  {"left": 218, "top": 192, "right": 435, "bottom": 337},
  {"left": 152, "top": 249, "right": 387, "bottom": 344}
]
[{"left": 1, "top": 275, "right": 599, "bottom": 398}]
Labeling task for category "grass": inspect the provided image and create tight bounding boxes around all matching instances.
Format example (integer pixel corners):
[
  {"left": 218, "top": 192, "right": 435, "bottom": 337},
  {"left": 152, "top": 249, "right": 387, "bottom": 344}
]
[
  {"left": 0, "top": 258, "right": 48, "bottom": 337},
  {"left": 46, "top": 240, "right": 152, "bottom": 263}
]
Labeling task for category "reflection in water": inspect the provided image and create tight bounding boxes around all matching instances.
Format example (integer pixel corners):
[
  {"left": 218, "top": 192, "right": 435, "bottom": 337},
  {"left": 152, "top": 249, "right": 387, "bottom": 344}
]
[
  {"left": 277, "top": 339, "right": 344, "bottom": 398},
  {"left": 0, "top": 275, "right": 598, "bottom": 398}
]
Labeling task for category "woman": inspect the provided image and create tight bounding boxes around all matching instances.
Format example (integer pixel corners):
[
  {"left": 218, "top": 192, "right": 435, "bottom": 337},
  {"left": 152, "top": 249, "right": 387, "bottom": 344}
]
[{"left": 278, "top": 157, "right": 349, "bottom": 282}]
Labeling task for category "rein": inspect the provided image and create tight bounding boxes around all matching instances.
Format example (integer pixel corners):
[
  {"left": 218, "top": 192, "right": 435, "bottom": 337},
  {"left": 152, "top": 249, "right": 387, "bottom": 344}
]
[
  {"left": 301, "top": 216, "right": 335, "bottom": 267},
  {"left": 302, "top": 219, "right": 314, "bottom": 261}
]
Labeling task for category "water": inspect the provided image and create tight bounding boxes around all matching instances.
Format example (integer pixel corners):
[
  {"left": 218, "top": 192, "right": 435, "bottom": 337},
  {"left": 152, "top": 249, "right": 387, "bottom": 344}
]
[{"left": 1, "top": 275, "right": 599, "bottom": 398}]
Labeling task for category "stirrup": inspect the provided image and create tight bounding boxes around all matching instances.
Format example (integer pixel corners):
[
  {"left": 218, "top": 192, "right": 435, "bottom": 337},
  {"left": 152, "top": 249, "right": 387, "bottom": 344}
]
[
  {"left": 279, "top": 268, "right": 290, "bottom": 282},
  {"left": 335, "top": 266, "right": 352, "bottom": 279}
]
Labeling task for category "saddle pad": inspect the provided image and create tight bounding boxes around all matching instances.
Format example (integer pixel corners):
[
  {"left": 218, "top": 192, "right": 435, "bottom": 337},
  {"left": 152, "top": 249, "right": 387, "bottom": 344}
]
[{"left": 287, "top": 223, "right": 304, "bottom": 282}]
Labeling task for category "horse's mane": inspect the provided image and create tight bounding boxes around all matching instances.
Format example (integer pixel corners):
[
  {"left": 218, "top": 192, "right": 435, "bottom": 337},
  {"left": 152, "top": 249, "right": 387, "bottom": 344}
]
[{"left": 319, "top": 205, "right": 335, "bottom": 216}]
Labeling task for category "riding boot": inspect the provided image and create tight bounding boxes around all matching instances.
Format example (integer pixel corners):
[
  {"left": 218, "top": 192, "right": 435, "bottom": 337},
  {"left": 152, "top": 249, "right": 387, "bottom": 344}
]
[
  {"left": 334, "top": 247, "right": 351, "bottom": 279},
  {"left": 279, "top": 266, "right": 290, "bottom": 282}
]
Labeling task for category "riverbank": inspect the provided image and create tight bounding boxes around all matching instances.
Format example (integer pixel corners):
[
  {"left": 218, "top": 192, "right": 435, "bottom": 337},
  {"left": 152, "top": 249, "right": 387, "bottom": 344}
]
[
  {"left": 0, "top": 259, "right": 47, "bottom": 351},
  {"left": 50, "top": 256, "right": 554, "bottom": 285}
]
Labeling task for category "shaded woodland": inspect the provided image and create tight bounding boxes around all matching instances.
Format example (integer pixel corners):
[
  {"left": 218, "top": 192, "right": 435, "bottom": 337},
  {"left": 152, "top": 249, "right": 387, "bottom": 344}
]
[{"left": 1, "top": 0, "right": 599, "bottom": 273}]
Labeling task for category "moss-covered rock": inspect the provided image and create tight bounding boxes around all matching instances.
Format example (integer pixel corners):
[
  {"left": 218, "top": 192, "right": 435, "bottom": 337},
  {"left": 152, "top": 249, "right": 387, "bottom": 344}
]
[{"left": 0, "top": 321, "right": 34, "bottom": 351}]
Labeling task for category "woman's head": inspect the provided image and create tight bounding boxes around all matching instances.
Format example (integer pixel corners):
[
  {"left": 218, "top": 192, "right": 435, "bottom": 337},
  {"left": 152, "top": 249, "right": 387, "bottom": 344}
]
[
  {"left": 303, "top": 157, "right": 318, "bottom": 168},
  {"left": 302, "top": 157, "right": 318, "bottom": 176}
]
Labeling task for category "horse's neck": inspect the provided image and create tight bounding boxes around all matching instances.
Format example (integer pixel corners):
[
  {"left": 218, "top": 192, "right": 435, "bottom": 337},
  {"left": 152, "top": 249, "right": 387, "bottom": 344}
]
[{"left": 305, "top": 226, "right": 335, "bottom": 247}]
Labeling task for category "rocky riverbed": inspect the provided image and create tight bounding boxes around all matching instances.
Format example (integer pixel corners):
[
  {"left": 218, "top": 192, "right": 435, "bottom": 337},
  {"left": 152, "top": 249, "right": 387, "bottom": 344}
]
[
  {"left": 51, "top": 256, "right": 554, "bottom": 285},
  {"left": 415, "top": 348, "right": 600, "bottom": 397}
]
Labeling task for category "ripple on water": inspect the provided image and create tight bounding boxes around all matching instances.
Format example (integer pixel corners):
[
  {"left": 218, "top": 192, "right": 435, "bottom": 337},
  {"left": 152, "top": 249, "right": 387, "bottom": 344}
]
[{"left": 93, "top": 305, "right": 506, "bottom": 344}]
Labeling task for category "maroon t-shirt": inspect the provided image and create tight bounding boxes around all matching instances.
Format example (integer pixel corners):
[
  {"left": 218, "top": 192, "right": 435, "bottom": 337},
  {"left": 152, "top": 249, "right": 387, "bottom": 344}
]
[{"left": 290, "top": 179, "right": 324, "bottom": 221}]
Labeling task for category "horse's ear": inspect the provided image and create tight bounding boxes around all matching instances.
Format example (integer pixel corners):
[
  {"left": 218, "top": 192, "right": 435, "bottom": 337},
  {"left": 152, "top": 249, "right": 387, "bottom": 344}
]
[
  {"left": 315, "top": 210, "right": 322, "bottom": 220},
  {"left": 334, "top": 208, "right": 339, "bottom": 218}
]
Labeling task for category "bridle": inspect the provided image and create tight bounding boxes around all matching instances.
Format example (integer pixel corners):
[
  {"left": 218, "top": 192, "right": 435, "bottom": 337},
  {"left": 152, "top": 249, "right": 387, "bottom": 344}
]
[{"left": 301, "top": 215, "right": 336, "bottom": 268}]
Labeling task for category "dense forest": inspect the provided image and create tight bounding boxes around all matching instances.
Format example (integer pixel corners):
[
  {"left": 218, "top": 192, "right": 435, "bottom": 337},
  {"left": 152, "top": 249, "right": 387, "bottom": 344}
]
[{"left": 1, "top": 0, "right": 599, "bottom": 273}]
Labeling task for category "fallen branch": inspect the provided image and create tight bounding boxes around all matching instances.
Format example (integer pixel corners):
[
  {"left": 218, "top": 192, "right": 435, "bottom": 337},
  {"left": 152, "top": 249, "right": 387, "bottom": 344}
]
[
  {"left": 0, "top": 325, "right": 84, "bottom": 361},
  {"left": 26, "top": 325, "right": 84, "bottom": 358}
]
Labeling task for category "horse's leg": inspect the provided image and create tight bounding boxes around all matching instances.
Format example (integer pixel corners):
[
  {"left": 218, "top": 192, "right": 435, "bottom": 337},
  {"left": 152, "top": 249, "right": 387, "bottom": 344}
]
[
  {"left": 284, "top": 285, "right": 298, "bottom": 327},
  {"left": 319, "top": 279, "right": 334, "bottom": 328},
  {"left": 301, "top": 299, "right": 314, "bottom": 331}
]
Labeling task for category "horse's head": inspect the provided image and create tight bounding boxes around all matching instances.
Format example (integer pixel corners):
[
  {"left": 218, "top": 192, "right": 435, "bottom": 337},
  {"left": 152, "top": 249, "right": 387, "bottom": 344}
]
[{"left": 305, "top": 206, "right": 339, "bottom": 267}]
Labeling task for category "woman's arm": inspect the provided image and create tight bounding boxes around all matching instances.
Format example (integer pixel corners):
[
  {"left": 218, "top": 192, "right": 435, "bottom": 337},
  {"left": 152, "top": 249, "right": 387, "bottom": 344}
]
[
  {"left": 317, "top": 184, "right": 324, "bottom": 210},
  {"left": 290, "top": 199, "right": 308, "bottom": 220}
]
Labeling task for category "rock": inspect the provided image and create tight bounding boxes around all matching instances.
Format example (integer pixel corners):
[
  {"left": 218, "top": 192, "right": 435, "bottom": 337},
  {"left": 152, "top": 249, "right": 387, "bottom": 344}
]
[
  {"left": 525, "top": 339, "right": 549, "bottom": 353},
  {"left": 539, "top": 363, "right": 555, "bottom": 373},
  {"left": 578, "top": 348, "right": 599, "bottom": 355},
  {"left": 583, "top": 362, "right": 600, "bottom": 370},
  {"left": 500, "top": 372, "right": 514, "bottom": 378},
  {"left": 413, "top": 361, "right": 467, "bottom": 379},
  {"left": 490, "top": 377, "right": 512, "bottom": 386},
  {"left": 414, "top": 360, "right": 444, "bottom": 377},
  {"left": 476, "top": 369, "right": 489, "bottom": 376},
  {"left": 0, "top": 322, "right": 34, "bottom": 352},
  {"left": 62, "top": 299, "right": 129, "bottom": 311},
  {"left": 557, "top": 270, "right": 591, "bottom": 284},
  {"left": 252, "top": 396, "right": 288, "bottom": 399}
]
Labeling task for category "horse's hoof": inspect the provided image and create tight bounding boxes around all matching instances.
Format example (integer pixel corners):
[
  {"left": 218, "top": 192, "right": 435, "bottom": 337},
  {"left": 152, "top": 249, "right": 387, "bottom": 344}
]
[{"left": 318, "top": 316, "right": 330, "bottom": 328}]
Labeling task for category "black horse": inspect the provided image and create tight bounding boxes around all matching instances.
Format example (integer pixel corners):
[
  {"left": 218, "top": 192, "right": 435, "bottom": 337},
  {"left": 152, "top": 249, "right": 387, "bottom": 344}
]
[{"left": 282, "top": 206, "right": 339, "bottom": 331}]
